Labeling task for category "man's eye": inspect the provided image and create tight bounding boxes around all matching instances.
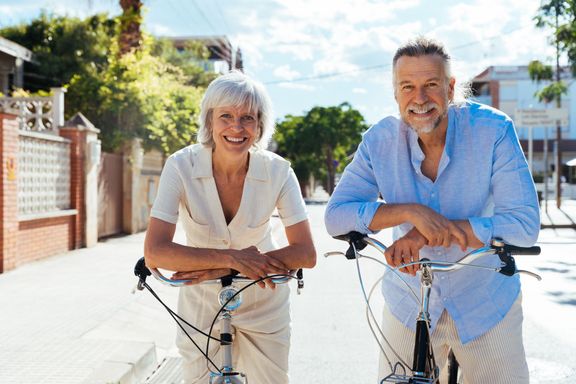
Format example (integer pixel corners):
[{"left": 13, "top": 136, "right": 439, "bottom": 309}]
[{"left": 402, "top": 85, "right": 413, "bottom": 91}]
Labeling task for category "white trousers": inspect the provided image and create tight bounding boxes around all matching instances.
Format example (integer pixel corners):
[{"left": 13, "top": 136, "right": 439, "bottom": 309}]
[
  {"left": 378, "top": 294, "right": 529, "bottom": 384},
  {"left": 177, "top": 284, "right": 291, "bottom": 384}
]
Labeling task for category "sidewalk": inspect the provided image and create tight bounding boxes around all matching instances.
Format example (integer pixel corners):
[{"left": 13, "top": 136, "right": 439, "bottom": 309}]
[
  {"left": 0, "top": 230, "right": 179, "bottom": 384},
  {"left": 540, "top": 200, "right": 576, "bottom": 229}
]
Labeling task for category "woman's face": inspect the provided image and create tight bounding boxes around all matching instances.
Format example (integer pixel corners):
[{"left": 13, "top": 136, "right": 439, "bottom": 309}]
[{"left": 211, "top": 105, "right": 259, "bottom": 155}]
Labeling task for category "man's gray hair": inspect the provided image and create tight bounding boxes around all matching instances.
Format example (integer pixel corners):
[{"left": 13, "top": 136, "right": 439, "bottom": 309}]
[
  {"left": 198, "top": 70, "right": 275, "bottom": 148},
  {"left": 392, "top": 36, "right": 471, "bottom": 103}
]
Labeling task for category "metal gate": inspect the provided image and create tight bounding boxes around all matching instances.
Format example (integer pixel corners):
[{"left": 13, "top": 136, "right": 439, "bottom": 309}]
[{"left": 98, "top": 152, "right": 123, "bottom": 238}]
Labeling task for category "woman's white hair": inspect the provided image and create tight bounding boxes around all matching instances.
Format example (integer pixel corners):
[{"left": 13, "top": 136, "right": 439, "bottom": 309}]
[{"left": 197, "top": 70, "right": 275, "bottom": 148}]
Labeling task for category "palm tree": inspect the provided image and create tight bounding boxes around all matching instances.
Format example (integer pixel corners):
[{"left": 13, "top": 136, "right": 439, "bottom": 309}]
[{"left": 118, "top": 0, "right": 143, "bottom": 55}]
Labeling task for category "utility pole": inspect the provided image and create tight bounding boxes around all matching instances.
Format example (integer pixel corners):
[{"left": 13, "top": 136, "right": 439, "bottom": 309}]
[{"left": 554, "top": 3, "right": 563, "bottom": 209}]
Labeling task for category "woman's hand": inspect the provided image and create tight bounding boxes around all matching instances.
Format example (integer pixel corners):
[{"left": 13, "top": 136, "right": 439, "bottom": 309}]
[
  {"left": 171, "top": 268, "right": 233, "bottom": 285},
  {"left": 384, "top": 228, "right": 427, "bottom": 276},
  {"left": 230, "top": 246, "right": 289, "bottom": 288}
]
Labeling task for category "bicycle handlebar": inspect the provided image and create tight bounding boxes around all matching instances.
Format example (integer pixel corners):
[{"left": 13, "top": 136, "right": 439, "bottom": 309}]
[
  {"left": 133, "top": 257, "right": 301, "bottom": 289},
  {"left": 327, "top": 231, "right": 541, "bottom": 277}
]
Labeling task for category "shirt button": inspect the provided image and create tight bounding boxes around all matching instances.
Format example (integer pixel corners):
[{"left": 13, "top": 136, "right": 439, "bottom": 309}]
[
  {"left": 222, "top": 239, "right": 228, "bottom": 245},
  {"left": 443, "top": 297, "right": 448, "bottom": 302}
]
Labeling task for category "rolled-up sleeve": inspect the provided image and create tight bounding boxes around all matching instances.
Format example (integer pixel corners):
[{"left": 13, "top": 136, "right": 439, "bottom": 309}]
[
  {"left": 150, "top": 157, "right": 183, "bottom": 224},
  {"left": 324, "top": 137, "right": 382, "bottom": 236},
  {"left": 469, "top": 120, "right": 540, "bottom": 246},
  {"left": 277, "top": 167, "right": 308, "bottom": 227}
]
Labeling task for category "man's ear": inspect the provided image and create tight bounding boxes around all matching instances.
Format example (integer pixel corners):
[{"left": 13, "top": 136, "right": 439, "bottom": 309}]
[{"left": 448, "top": 77, "right": 456, "bottom": 101}]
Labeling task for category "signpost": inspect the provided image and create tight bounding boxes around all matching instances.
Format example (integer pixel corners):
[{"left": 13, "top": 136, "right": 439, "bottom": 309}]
[
  {"left": 515, "top": 108, "right": 569, "bottom": 128},
  {"left": 515, "top": 108, "right": 569, "bottom": 211}
]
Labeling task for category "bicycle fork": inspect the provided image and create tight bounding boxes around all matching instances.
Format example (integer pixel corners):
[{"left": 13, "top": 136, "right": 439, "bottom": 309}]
[
  {"left": 411, "top": 264, "right": 439, "bottom": 383},
  {"left": 210, "top": 283, "right": 247, "bottom": 384}
]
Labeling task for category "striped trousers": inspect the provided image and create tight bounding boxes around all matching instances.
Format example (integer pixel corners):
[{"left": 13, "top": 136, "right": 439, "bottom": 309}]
[{"left": 378, "top": 294, "right": 529, "bottom": 384}]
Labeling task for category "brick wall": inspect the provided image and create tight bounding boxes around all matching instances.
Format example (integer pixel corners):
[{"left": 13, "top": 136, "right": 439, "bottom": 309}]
[
  {"left": 16, "top": 216, "right": 74, "bottom": 267},
  {"left": 0, "top": 113, "right": 86, "bottom": 273},
  {"left": 0, "top": 113, "right": 18, "bottom": 272},
  {"left": 60, "top": 128, "right": 85, "bottom": 249}
]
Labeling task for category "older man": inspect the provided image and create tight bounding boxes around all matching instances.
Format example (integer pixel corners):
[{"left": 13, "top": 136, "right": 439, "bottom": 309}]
[{"left": 325, "top": 37, "right": 539, "bottom": 383}]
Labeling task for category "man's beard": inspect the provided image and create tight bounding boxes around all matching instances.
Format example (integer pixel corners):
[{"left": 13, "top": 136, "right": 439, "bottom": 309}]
[{"left": 401, "top": 102, "right": 446, "bottom": 134}]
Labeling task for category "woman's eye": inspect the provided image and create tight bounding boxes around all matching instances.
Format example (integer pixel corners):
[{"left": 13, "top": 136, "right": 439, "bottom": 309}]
[{"left": 242, "top": 115, "right": 255, "bottom": 121}]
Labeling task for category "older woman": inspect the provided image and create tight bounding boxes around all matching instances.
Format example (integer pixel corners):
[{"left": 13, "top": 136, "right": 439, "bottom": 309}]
[{"left": 144, "top": 70, "right": 316, "bottom": 383}]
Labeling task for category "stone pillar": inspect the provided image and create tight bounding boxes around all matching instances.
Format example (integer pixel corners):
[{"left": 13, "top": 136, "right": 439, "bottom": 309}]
[
  {"left": 51, "top": 87, "right": 66, "bottom": 129},
  {"left": 0, "top": 112, "right": 18, "bottom": 273},
  {"left": 60, "top": 113, "right": 101, "bottom": 248},
  {"left": 123, "top": 138, "right": 143, "bottom": 234}
]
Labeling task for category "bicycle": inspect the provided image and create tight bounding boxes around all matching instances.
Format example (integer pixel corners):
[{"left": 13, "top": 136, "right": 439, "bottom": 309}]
[
  {"left": 325, "top": 231, "right": 541, "bottom": 384},
  {"left": 133, "top": 257, "right": 304, "bottom": 384}
]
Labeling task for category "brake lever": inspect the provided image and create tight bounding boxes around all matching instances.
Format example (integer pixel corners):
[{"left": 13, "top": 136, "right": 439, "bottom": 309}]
[
  {"left": 517, "top": 270, "right": 542, "bottom": 281},
  {"left": 324, "top": 251, "right": 347, "bottom": 258}
]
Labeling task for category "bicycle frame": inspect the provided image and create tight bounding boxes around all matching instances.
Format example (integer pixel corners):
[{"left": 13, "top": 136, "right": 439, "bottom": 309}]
[{"left": 134, "top": 258, "right": 302, "bottom": 384}]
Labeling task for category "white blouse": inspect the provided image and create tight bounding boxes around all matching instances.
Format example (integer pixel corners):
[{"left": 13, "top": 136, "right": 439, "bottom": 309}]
[{"left": 150, "top": 143, "right": 308, "bottom": 252}]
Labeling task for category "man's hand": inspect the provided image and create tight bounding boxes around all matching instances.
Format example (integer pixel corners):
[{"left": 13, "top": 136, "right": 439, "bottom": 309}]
[
  {"left": 385, "top": 228, "right": 427, "bottom": 275},
  {"left": 408, "top": 205, "right": 467, "bottom": 250}
]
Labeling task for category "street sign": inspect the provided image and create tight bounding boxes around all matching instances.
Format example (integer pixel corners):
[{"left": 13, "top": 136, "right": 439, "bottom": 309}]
[{"left": 515, "top": 108, "right": 569, "bottom": 127}]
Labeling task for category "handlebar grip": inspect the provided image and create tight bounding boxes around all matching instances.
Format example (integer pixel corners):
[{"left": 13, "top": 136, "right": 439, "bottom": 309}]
[{"left": 503, "top": 245, "right": 541, "bottom": 256}]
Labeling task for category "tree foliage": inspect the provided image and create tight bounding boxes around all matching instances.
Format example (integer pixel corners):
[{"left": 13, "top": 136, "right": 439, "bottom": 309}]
[
  {"left": 1, "top": 12, "right": 210, "bottom": 155},
  {"left": 275, "top": 102, "right": 368, "bottom": 195},
  {"left": 529, "top": 0, "right": 576, "bottom": 104},
  {"left": 0, "top": 12, "right": 116, "bottom": 90}
]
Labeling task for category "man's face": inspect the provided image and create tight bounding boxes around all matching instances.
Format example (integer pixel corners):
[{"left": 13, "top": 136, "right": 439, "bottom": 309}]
[{"left": 393, "top": 54, "right": 455, "bottom": 135}]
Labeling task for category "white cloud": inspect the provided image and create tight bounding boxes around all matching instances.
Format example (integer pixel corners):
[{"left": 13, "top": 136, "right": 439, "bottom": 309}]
[
  {"left": 273, "top": 65, "right": 300, "bottom": 80},
  {"left": 352, "top": 88, "right": 367, "bottom": 94}
]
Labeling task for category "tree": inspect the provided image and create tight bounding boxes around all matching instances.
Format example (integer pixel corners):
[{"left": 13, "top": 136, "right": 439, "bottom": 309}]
[
  {"left": 275, "top": 102, "right": 367, "bottom": 195},
  {"left": 118, "top": 0, "right": 143, "bottom": 55},
  {"left": 1, "top": 13, "right": 212, "bottom": 155},
  {"left": 0, "top": 12, "right": 116, "bottom": 91},
  {"left": 68, "top": 35, "right": 204, "bottom": 155},
  {"left": 151, "top": 38, "right": 218, "bottom": 88},
  {"left": 528, "top": 0, "right": 576, "bottom": 207}
]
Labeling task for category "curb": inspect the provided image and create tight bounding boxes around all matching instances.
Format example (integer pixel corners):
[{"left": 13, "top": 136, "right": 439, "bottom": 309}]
[{"left": 83, "top": 341, "right": 157, "bottom": 384}]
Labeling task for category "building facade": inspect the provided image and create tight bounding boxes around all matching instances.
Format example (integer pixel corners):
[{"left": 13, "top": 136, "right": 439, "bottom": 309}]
[
  {"left": 471, "top": 65, "right": 576, "bottom": 184},
  {"left": 0, "top": 37, "right": 32, "bottom": 95}
]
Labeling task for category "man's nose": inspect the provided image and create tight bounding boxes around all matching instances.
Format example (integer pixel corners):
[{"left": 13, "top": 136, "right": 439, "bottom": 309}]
[{"left": 413, "top": 87, "right": 428, "bottom": 104}]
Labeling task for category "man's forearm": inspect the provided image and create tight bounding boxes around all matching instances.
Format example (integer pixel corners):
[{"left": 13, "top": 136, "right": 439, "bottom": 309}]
[
  {"left": 452, "top": 220, "right": 484, "bottom": 248},
  {"left": 368, "top": 203, "right": 417, "bottom": 231}
]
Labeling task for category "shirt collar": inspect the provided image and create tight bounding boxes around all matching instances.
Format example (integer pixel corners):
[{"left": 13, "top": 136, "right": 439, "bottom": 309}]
[
  {"left": 404, "top": 106, "right": 456, "bottom": 173},
  {"left": 190, "top": 145, "right": 269, "bottom": 181}
]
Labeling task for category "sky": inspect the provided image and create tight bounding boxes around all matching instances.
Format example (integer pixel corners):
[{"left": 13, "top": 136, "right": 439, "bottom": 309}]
[{"left": 0, "top": 0, "right": 560, "bottom": 125}]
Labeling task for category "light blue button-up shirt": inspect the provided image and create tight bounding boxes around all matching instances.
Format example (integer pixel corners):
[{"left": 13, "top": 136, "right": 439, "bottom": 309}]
[{"left": 325, "top": 101, "right": 540, "bottom": 343}]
